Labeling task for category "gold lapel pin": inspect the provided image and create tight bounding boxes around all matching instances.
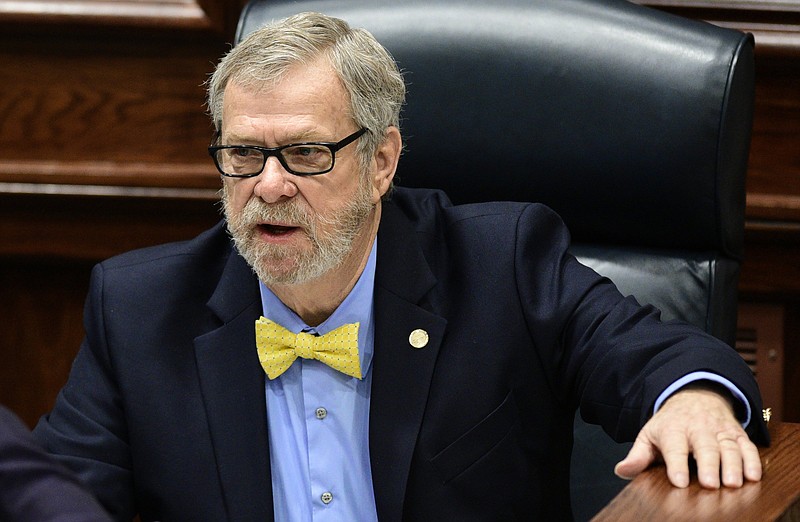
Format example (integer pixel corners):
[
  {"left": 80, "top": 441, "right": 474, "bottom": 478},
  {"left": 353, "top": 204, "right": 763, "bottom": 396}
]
[
  {"left": 762, "top": 408, "right": 772, "bottom": 424},
  {"left": 409, "top": 329, "right": 429, "bottom": 349}
]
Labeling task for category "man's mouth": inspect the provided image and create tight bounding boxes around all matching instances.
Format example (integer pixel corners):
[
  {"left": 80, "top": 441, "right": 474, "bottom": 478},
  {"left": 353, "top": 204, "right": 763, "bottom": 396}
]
[{"left": 257, "top": 223, "right": 301, "bottom": 237}]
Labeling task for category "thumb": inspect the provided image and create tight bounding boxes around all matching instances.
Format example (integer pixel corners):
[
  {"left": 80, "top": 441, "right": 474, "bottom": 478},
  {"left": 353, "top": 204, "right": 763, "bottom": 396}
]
[{"left": 614, "top": 437, "right": 657, "bottom": 480}]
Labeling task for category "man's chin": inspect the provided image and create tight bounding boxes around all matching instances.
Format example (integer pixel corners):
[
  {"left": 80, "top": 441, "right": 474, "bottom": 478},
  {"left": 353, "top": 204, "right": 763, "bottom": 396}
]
[
  {"left": 248, "top": 252, "right": 302, "bottom": 284},
  {"left": 256, "top": 264, "right": 301, "bottom": 285},
  {"left": 250, "top": 249, "right": 325, "bottom": 285}
]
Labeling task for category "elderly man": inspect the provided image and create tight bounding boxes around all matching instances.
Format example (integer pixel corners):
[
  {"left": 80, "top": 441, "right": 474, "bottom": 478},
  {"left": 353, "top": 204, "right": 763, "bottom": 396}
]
[{"left": 34, "top": 11, "right": 767, "bottom": 521}]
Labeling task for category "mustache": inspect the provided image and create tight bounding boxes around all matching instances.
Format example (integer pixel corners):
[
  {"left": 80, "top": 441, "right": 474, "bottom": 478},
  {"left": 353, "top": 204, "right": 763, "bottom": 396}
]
[{"left": 236, "top": 197, "right": 315, "bottom": 231}]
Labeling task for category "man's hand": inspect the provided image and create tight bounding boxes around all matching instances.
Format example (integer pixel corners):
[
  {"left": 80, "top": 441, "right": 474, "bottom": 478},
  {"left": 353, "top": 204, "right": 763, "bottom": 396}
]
[{"left": 614, "top": 384, "right": 762, "bottom": 489}]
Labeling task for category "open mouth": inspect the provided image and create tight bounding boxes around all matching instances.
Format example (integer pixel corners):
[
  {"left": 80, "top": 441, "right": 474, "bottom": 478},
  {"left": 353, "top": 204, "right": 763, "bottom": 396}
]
[{"left": 258, "top": 223, "right": 300, "bottom": 236}]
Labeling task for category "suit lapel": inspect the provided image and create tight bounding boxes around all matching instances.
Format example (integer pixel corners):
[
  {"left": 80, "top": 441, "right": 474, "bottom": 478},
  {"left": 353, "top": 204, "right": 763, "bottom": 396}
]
[
  {"left": 370, "top": 202, "right": 447, "bottom": 521},
  {"left": 194, "top": 250, "right": 274, "bottom": 522}
]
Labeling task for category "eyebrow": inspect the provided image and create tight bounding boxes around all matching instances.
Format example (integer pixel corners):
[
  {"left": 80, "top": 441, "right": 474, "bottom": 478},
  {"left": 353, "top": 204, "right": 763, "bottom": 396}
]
[{"left": 223, "top": 129, "right": 328, "bottom": 146}]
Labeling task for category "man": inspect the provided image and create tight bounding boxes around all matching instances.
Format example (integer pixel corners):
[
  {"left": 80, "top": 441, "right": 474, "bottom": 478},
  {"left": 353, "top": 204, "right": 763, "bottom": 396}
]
[
  {"left": 34, "top": 11, "right": 767, "bottom": 521},
  {"left": 0, "top": 405, "right": 111, "bottom": 521}
]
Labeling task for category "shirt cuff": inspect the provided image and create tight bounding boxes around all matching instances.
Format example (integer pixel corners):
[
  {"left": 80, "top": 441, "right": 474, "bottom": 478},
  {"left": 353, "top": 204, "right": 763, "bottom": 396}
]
[{"left": 653, "top": 371, "right": 752, "bottom": 428}]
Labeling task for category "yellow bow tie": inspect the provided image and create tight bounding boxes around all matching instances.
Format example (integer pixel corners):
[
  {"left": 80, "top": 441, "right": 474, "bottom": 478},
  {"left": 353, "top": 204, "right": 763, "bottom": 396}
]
[{"left": 255, "top": 317, "right": 362, "bottom": 380}]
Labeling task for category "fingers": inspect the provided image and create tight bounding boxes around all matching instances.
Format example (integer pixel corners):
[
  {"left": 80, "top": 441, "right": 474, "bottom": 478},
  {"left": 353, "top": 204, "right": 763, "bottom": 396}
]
[
  {"left": 692, "top": 429, "right": 723, "bottom": 488},
  {"left": 718, "top": 432, "right": 744, "bottom": 487},
  {"left": 615, "top": 425, "right": 761, "bottom": 489},
  {"left": 658, "top": 427, "right": 691, "bottom": 488},
  {"left": 674, "top": 425, "right": 761, "bottom": 489},
  {"left": 625, "top": 385, "right": 764, "bottom": 490},
  {"left": 739, "top": 433, "right": 763, "bottom": 483}
]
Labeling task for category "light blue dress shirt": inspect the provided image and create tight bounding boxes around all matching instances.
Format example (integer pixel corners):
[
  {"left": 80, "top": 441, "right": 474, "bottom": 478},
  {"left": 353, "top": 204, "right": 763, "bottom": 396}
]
[
  {"left": 258, "top": 240, "right": 750, "bottom": 521},
  {"left": 259, "top": 242, "right": 378, "bottom": 522}
]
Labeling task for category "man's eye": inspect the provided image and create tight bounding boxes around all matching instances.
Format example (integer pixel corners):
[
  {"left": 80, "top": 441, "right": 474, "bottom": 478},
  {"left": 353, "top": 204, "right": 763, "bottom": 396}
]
[
  {"left": 290, "top": 146, "right": 324, "bottom": 158},
  {"left": 232, "top": 147, "right": 254, "bottom": 157}
]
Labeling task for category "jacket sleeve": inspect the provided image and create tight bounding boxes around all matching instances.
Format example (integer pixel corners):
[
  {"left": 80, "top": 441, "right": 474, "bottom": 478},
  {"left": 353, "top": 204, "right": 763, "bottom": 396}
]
[{"left": 513, "top": 203, "right": 769, "bottom": 445}]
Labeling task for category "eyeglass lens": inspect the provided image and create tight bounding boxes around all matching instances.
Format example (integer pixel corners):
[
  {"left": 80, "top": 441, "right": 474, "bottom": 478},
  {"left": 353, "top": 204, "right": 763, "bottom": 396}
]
[{"left": 215, "top": 144, "right": 334, "bottom": 176}]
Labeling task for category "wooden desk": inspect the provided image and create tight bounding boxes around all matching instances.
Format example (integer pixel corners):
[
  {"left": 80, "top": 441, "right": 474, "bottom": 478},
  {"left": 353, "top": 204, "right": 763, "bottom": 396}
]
[{"left": 593, "top": 423, "right": 800, "bottom": 521}]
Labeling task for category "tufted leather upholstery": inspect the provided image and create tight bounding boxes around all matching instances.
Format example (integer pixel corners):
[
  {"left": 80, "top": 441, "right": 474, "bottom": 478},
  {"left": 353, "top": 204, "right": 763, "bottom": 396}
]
[{"left": 236, "top": 1, "right": 754, "bottom": 519}]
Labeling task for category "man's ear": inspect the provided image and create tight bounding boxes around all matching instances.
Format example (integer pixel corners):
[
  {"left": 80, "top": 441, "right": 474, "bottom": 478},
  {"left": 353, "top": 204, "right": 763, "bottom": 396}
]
[{"left": 371, "top": 126, "right": 402, "bottom": 202}]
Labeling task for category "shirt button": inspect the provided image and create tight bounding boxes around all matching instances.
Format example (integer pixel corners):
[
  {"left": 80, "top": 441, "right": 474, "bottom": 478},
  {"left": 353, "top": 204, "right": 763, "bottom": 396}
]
[
  {"left": 315, "top": 407, "right": 327, "bottom": 420},
  {"left": 321, "top": 491, "right": 333, "bottom": 504}
]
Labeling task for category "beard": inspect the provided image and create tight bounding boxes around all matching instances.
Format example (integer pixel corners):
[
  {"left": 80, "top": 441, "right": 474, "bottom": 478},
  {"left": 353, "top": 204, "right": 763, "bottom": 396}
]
[{"left": 222, "top": 174, "right": 375, "bottom": 286}]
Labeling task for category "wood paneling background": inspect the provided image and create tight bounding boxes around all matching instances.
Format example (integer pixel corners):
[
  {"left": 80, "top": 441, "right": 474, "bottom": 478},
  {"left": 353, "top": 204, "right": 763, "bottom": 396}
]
[
  {"left": 1, "top": 0, "right": 799, "bottom": 427},
  {"left": 0, "top": 0, "right": 236, "bottom": 427}
]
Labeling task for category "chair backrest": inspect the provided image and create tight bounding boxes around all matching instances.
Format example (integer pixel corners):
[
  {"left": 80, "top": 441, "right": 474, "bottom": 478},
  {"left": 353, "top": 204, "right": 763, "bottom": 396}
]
[{"left": 236, "top": 1, "right": 754, "bottom": 519}]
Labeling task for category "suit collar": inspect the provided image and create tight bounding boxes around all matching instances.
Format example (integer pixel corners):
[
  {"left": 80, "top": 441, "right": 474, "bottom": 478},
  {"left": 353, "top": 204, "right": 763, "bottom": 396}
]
[{"left": 370, "top": 199, "right": 447, "bottom": 522}]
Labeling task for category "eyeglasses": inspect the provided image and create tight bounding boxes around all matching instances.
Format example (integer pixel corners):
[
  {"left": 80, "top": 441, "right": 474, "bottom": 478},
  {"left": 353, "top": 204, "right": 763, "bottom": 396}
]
[{"left": 208, "top": 128, "right": 368, "bottom": 178}]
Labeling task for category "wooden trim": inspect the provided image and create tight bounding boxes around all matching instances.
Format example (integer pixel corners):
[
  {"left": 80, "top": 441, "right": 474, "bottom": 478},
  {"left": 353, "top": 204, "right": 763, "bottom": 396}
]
[
  {"left": 642, "top": 0, "right": 800, "bottom": 9},
  {"left": 637, "top": 1, "right": 800, "bottom": 56},
  {"left": 0, "top": 160, "right": 220, "bottom": 191},
  {"left": 0, "top": 182, "right": 218, "bottom": 200},
  {"left": 0, "top": 0, "right": 239, "bottom": 34},
  {"left": 747, "top": 193, "right": 800, "bottom": 222}
]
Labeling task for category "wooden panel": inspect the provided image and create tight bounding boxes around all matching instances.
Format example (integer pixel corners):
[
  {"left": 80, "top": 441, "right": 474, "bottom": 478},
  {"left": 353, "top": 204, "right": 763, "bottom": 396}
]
[
  {"left": 0, "top": 259, "right": 92, "bottom": 428},
  {"left": 738, "top": 303, "right": 785, "bottom": 422},
  {"left": 782, "top": 306, "right": 800, "bottom": 422},
  {"left": 740, "top": 226, "right": 800, "bottom": 295},
  {"left": 747, "top": 56, "right": 800, "bottom": 224},
  {"left": 0, "top": 31, "right": 225, "bottom": 192},
  {"left": 0, "top": 0, "right": 242, "bottom": 34},
  {"left": 0, "top": 0, "right": 234, "bottom": 427},
  {"left": 0, "top": 192, "right": 220, "bottom": 260},
  {"left": 0, "top": 192, "right": 220, "bottom": 429}
]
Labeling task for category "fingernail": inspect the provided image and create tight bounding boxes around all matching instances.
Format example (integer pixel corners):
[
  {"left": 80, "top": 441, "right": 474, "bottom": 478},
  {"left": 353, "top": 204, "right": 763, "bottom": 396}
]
[
  {"left": 613, "top": 463, "right": 632, "bottom": 480},
  {"left": 747, "top": 467, "right": 763, "bottom": 481},
  {"left": 701, "top": 474, "right": 720, "bottom": 489}
]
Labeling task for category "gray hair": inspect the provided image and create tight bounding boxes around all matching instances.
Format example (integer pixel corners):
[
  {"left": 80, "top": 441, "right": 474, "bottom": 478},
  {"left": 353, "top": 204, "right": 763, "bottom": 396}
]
[{"left": 207, "top": 11, "right": 406, "bottom": 169}]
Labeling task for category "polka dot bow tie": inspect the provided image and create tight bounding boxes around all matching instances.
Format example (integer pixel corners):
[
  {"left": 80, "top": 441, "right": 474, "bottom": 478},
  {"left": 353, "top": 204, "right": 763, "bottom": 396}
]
[{"left": 255, "top": 317, "right": 362, "bottom": 380}]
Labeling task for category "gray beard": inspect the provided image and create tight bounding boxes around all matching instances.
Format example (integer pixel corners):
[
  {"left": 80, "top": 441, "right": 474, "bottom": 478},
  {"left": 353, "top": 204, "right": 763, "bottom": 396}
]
[{"left": 221, "top": 178, "right": 374, "bottom": 286}]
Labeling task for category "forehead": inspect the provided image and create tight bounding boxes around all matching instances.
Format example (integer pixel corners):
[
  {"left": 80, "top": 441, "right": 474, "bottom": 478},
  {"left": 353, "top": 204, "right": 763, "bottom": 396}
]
[{"left": 222, "top": 58, "right": 351, "bottom": 138}]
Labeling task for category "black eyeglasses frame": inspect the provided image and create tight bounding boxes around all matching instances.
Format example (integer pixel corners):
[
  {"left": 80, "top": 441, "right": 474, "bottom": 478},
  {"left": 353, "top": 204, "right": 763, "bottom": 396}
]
[{"left": 208, "top": 127, "right": 368, "bottom": 178}]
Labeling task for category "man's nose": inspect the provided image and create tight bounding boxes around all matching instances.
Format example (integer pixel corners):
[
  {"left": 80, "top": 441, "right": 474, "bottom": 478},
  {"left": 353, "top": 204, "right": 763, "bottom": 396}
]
[{"left": 252, "top": 156, "right": 298, "bottom": 203}]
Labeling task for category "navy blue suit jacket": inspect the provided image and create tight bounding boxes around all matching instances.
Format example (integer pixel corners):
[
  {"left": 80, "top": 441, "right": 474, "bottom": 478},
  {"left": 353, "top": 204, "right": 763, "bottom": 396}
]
[{"left": 33, "top": 188, "right": 767, "bottom": 521}]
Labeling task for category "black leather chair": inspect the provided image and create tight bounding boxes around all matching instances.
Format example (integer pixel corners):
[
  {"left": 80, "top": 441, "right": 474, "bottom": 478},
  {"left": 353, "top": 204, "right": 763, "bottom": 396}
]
[{"left": 236, "top": 1, "right": 754, "bottom": 519}]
